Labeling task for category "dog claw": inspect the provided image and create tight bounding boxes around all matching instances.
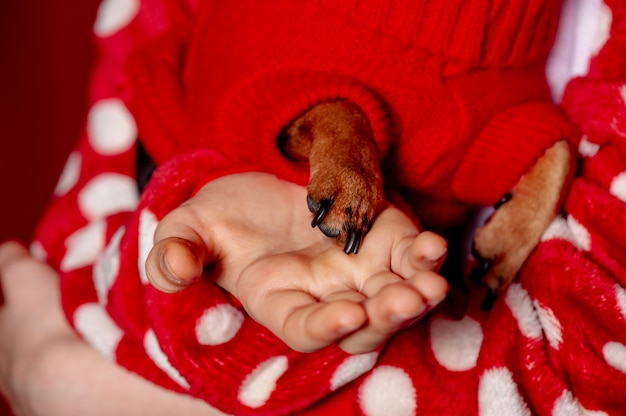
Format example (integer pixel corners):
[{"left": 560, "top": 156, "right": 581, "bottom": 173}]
[
  {"left": 494, "top": 192, "right": 513, "bottom": 209},
  {"left": 311, "top": 199, "right": 331, "bottom": 227},
  {"left": 480, "top": 287, "right": 498, "bottom": 311},
  {"left": 318, "top": 223, "right": 340, "bottom": 238},
  {"left": 352, "top": 231, "right": 363, "bottom": 254},
  {"left": 343, "top": 229, "right": 363, "bottom": 254},
  {"left": 469, "top": 246, "right": 492, "bottom": 284}
]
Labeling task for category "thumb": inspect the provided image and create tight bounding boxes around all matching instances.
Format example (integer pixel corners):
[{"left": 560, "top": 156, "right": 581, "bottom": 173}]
[{"left": 145, "top": 213, "right": 217, "bottom": 293}]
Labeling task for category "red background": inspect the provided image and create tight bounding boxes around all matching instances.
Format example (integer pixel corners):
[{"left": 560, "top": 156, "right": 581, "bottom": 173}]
[
  {"left": 0, "top": 0, "right": 101, "bottom": 244},
  {"left": 0, "top": 1, "right": 99, "bottom": 413}
]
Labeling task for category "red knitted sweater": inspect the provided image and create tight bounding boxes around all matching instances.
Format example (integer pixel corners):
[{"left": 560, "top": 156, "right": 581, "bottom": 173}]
[{"left": 130, "top": 0, "right": 578, "bottom": 230}]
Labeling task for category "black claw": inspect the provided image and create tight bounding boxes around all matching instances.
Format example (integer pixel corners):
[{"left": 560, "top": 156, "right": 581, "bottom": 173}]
[
  {"left": 306, "top": 194, "right": 320, "bottom": 213},
  {"left": 344, "top": 229, "right": 357, "bottom": 254},
  {"left": 311, "top": 199, "right": 331, "bottom": 228},
  {"left": 469, "top": 245, "right": 491, "bottom": 284},
  {"left": 494, "top": 192, "right": 513, "bottom": 209},
  {"left": 351, "top": 230, "right": 363, "bottom": 254},
  {"left": 480, "top": 287, "right": 498, "bottom": 311},
  {"left": 344, "top": 229, "right": 364, "bottom": 255},
  {"left": 469, "top": 259, "right": 492, "bottom": 284},
  {"left": 318, "top": 223, "right": 340, "bottom": 238}
]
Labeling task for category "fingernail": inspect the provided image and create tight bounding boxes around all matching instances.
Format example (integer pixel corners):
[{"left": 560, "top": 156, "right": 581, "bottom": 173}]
[
  {"left": 390, "top": 304, "right": 428, "bottom": 324},
  {"left": 430, "top": 291, "right": 449, "bottom": 305},
  {"left": 337, "top": 322, "right": 362, "bottom": 335},
  {"left": 159, "top": 251, "right": 189, "bottom": 287},
  {"left": 428, "top": 247, "right": 448, "bottom": 264}
]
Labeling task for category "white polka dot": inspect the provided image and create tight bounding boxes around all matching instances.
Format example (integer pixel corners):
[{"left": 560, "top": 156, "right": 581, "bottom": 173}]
[
  {"left": 195, "top": 304, "right": 245, "bottom": 346},
  {"left": 78, "top": 173, "right": 138, "bottom": 220},
  {"left": 29, "top": 240, "right": 47, "bottom": 262},
  {"left": 552, "top": 390, "right": 581, "bottom": 416},
  {"left": 534, "top": 302, "right": 563, "bottom": 350},
  {"left": 60, "top": 220, "right": 107, "bottom": 271},
  {"left": 621, "top": 84, "right": 626, "bottom": 106},
  {"left": 87, "top": 98, "right": 137, "bottom": 155},
  {"left": 358, "top": 366, "right": 416, "bottom": 416},
  {"left": 567, "top": 215, "right": 591, "bottom": 251},
  {"left": 616, "top": 285, "right": 626, "bottom": 322},
  {"left": 238, "top": 356, "right": 288, "bottom": 408},
  {"left": 552, "top": 390, "right": 608, "bottom": 416},
  {"left": 591, "top": 3, "right": 612, "bottom": 57},
  {"left": 54, "top": 151, "right": 81, "bottom": 196},
  {"left": 478, "top": 367, "right": 530, "bottom": 416},
  {"left": 506, "top": 283, "right": 542, "bottom": 340},
  {"left": 138, "top": 209, "right": 158, "bottom": 284},
  {"left": 94, "top": 0, "right": 140, "bottom": 37},
  {"left": 603, "top": 342, "right": 626, "bottom": 374},
  {"left": 74, "top": 303, "right": 123, "bottom": 361},
  {"left": 610, "top": 172, "right": 626, "bottom": 203},
  {"left": 578, "top": 136, "right": 601, "bottom": 158},
  {"left": 542, "top": 217, "right": 577, "bottom": 245},
  {"left": 144, "top": 329, "right": 190, "bottom": 389},
  {"left": 93, "top": 226, "right": 124, "bottom": 304},
  {"left": 330, "top": 352, "right": 378, "bottom": 391},
  {"left": 430, "top": 316, "right": 483, "bottom": 371}
]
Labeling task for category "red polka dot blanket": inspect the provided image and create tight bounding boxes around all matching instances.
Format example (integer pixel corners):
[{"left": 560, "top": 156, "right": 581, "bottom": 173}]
[{"left": 33, "top": 0, "right": 626, "bottom": 414}]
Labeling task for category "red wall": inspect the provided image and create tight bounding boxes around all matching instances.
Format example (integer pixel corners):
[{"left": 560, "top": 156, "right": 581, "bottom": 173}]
[{"left": 0, "top": 0, "right": 101, "bottom": 243}]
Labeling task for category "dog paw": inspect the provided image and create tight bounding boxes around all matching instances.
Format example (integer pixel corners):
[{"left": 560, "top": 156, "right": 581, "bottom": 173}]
[
  {"left": 469, "top": 192, "right": 539, "bottom": 310},
  {"left": 307, "top": 167, "right": 384, "bottom": 254},
  {"left": 468, "top": 141, "right": 574, "bottom": 309}
]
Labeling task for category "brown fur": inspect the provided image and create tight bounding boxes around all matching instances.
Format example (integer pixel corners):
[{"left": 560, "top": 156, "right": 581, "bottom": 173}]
[
  {"left": 281, "top": 100, "right": 383, "bottom": 254},
  {"left": 471, "top": 141, "right": 575, "bottom": 292}
]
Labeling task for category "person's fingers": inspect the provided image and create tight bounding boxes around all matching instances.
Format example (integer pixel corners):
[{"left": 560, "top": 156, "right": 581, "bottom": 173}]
[
  {"left": 338, "top": 280, "right": 427, "bottom": 354},
  {"left": 0, "top": 241, "right": 61, "bottom": 309},
  {"left": 338, "top": 270, "right": 449, "bottom": 354},
  {"left": 0, "top": 241, "right": 28, "bottom": 306},
  {"left": 410, "top": 231, "right": 448, "bottom": 270},
  {"left": 392, "top": 231, "right": 448, "bottom": 279},
  {"left": 322, "top": 289, "right": 367, "bottom": 304},
  {"left": 146, "top": 236, "right": 205, "bottom": 293},
  {"left": 358, "top": 270, "right": 404, "bottom": 297},
  {"left": 146, "top": 210, "right": 217, "bottom": 293},
  {"left": 253, "top": 289, "right": 367, "bottom": 353},
  {"left": 407, "top": 269, "right": 450, "bottom": 305},
  {"left": 0, "top": 241, "right": 29, "bottom": 271}
]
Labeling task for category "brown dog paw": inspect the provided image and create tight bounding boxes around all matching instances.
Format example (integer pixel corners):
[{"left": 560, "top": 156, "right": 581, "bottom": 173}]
[
  {"left": 469, "top": 140, "right": 576, "bottom": 309},
  {"left": 307, "top": 165, "right": 384, "bottom": 253},
  {"left": 280, "top": 100, "right": 384, "bottom": 254}
]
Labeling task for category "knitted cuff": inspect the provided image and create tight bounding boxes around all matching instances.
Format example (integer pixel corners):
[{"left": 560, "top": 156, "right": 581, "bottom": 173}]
[
  {"left": 452, "top": 102, "right": 579, "bottom": 206},
  {"left": 211, "top": 70, "right": 391, "bottom": 186}
]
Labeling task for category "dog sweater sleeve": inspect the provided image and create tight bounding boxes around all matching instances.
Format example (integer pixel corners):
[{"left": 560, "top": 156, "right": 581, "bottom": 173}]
[{"left": 451, "top": 102, "right": 580, "bottom": 206}]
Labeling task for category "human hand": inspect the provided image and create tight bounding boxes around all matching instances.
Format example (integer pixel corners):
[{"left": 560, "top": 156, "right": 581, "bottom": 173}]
[
  {"left": 146, "top": 172, "right": 449, "bottom": 354},
  {"left": 0, "top": 241, "right": 224, "bottom": 416}
]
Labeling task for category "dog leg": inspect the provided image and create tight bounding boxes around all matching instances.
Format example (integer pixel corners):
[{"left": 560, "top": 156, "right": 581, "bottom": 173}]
[
  {"left": 280, "top": 100, "right": 384, "bottom": 254},
  {"left": 470, "top": 140, "right": 576, "bottom": 308}
]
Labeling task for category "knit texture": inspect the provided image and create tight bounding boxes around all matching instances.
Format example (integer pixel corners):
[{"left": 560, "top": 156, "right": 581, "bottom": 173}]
[
  {"left": 129, "top": 0, "right": 577, "bottom": 228},
  {"left": 32, "top": 0, "right": 626, "bottom": 414}
]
